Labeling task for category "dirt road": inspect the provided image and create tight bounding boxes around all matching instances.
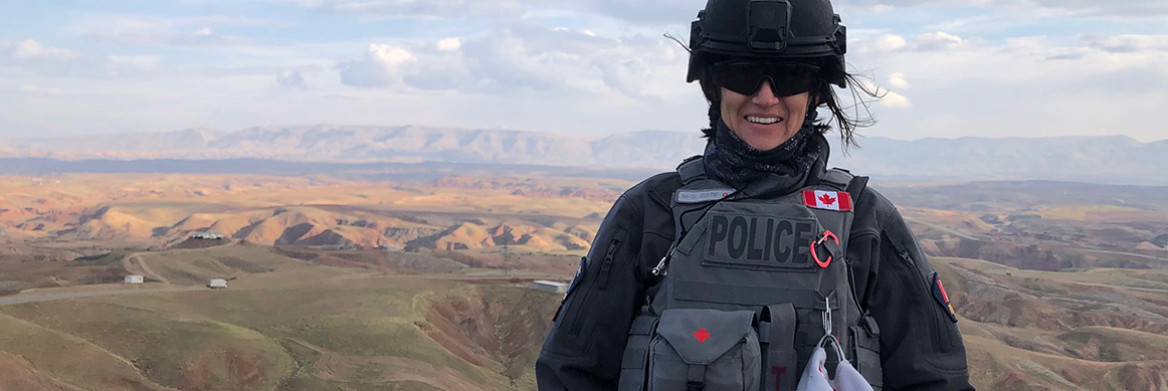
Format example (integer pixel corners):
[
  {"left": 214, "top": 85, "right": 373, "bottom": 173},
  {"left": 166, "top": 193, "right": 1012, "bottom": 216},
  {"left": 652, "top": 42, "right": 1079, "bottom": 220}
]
[
  {"left": 120, "top": 240, "right": 239, "bottom": 284},
  {"left": 122, "top": 254, "right": 169, "bottom": 284},
  {"left": 1079, "top": 248, "right": 1168, "bottom": 264},
  {"left": 0, "top": 287, "right": 202, "bottom": 307}
]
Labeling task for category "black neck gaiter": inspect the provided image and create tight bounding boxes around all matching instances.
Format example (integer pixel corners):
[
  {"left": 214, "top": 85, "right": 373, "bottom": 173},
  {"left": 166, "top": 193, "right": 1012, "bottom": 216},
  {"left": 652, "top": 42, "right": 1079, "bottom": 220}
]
[{"left": 703, "top": 107, "right": 823, "bottom": 191}]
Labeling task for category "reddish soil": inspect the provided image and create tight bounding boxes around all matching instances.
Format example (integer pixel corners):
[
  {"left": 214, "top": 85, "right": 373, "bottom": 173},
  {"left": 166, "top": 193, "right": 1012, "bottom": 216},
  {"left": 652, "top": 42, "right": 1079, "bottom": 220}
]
[
  {"left": 291, "top": 339, "right": 491, "bottom": 391},
  {"left": 0, "top": 351, "right": 86, "bottom": 391},
  {"left": 418, "top": 286, "right": 560, "bottom": 383},
  {"left": 994, "top": 373, "right": 1052, "bottom": 391},
  {"left": 177, "top": 348, "right": 267, "bottom": 391},
  {"left": 1117, "top": 364, "right": 1168, "bottom": 391}
]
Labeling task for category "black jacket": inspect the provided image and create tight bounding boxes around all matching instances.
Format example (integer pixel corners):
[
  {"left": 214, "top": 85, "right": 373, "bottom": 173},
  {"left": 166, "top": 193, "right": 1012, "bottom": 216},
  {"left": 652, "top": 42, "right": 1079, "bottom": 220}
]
[{"left": 536, "top": 158, "right": 975, "bottom": 391}]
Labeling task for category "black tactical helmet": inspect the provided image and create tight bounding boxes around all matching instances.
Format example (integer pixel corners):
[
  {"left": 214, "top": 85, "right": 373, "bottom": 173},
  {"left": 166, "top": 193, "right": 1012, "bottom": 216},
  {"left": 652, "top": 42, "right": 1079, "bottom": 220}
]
[{"left": 687, "top": 0, "right": 847, "bottom": 89}]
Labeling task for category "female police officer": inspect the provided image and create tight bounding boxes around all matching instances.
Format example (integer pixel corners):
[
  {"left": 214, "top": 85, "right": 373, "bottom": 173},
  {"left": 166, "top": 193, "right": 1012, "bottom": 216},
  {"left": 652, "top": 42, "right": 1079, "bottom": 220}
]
[{"left": 536, "top": 0, "right": 974, "bottom": 390}]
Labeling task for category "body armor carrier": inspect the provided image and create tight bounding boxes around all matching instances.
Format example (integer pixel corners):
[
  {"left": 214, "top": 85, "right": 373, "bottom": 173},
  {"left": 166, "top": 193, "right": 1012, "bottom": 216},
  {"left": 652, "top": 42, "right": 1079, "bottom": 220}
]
[{"left": 619, "top": 158, "right": 882, "bottom": 391}]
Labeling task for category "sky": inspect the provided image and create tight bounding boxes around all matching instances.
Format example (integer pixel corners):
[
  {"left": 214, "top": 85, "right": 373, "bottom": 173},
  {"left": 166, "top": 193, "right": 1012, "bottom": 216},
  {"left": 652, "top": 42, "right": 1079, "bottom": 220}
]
[{"left": 2, "top": 0, "right": 1167, "bottom": 142}]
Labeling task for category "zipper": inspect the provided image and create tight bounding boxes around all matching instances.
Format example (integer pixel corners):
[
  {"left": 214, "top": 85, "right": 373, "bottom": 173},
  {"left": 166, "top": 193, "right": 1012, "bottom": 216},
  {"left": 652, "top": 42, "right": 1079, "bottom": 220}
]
[
  {"left": 568, "top": 237, "right": 621, "bottom": 336},
  {"left": 899, "top": 250, "right": 949, "bottom": 347},
  {"left": 596, "top": 239, "right": 622, "bottom": 290}
]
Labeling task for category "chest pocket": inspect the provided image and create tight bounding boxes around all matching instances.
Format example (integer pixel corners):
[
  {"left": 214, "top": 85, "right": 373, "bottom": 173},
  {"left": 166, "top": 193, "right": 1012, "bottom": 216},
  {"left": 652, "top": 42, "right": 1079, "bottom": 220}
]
[{"left": 648, "top": 309, "right": 761, "bottom": 391}]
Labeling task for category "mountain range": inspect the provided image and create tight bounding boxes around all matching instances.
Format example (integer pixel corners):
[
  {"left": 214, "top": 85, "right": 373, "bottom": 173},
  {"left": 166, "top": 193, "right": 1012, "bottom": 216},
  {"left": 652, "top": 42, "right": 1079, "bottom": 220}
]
[{"left": 1, "top": 125, "right": 1165, "bottom": 185}]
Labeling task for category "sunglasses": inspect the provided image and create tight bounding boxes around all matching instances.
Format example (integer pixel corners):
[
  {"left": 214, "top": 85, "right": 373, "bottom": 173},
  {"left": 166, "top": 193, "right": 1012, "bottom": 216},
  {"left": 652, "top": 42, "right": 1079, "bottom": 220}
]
[{"left": 711, "top": 61, "right": 821, "bottom": 97}]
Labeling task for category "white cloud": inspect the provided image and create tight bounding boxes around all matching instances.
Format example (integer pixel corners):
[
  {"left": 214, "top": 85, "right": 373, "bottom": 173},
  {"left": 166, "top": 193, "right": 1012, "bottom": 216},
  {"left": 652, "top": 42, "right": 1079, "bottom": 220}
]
[
  {"left": 6, "top": 0, "right": 1167, "bottom": 142},
  {"left": 594, "top": 58, "right": 654, "bottom": 97},
  {"left": 276, "top": 71, "right": 307, "bottom": 89},
  {"left": 436, "top": 38, "right": 461, "bottom": 52},
  {"left": 11, "top": 40, "right": 75, "bottom": 60},
  {"left": 913, "top": 32, "right": 966, "bottom": 51},
  {"left": 2, "top": 40, "right": 143, "bottom": 79},
  {"left": 879, "top": 91, "right": 912, "bottom": 108},
  {"left": 867, "top": 34, "right": 907, "bottom": 53},
  {"left": 333, "top": 23, "right": 689, "bottom": 99},
  {"left": 887, "top": 72, "right": 910, "bottom": 89},
  {"left": 337, "top": 44, "right": 418, "bottom": 88},
  {"left": 846, "top": 30, "right": 1168, "bottom": 140}
]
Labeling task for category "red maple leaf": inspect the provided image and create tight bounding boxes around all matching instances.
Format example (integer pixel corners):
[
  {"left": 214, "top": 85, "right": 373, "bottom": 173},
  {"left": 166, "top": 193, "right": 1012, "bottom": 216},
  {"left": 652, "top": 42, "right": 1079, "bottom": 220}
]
[
  {"left": 818, "top": 193, "right": 836, "bottom": 206},
  {"left": 694, "top": 328, "right": 711, "bottom": 343}
]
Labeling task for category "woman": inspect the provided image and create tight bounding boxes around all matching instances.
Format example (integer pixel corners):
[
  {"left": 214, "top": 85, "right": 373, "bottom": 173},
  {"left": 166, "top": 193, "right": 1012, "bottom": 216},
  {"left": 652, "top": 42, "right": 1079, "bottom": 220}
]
[{"left": 537, "top": 0, "right": 974, "bottom": 390}]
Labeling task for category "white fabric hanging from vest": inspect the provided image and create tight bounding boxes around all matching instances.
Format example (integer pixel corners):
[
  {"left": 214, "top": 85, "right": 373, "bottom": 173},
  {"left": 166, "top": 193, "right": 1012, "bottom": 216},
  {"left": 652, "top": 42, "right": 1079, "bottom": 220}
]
[
  {"left": 794, "top": 344, "right": 873, "bottom": 391},
  {"left": 796, "top": 299, "right": 874, "bottom": 391}
]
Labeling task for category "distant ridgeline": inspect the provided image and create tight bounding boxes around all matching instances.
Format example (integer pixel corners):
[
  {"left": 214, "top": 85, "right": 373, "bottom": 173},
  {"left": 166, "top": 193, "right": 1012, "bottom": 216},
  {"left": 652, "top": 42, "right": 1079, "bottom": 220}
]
[
  {"left": 0, "top": 158, "right": 657, "bottom": 183},
  {"left": 1, "top": 126, "right": 1166, "bottom": 185}
]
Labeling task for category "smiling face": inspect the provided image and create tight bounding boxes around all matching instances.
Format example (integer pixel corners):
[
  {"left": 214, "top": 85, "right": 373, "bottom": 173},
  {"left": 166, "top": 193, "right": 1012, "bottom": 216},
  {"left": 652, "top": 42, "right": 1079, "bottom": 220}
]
[{"left": 719, "top": 81, "right": 811, "bottom": 151}]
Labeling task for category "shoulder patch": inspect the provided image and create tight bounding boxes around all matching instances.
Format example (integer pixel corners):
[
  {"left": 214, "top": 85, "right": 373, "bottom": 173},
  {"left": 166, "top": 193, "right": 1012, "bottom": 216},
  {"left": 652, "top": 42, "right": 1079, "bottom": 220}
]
[
  {"left": 802, "top": 190, "right": 852, "bottom": 211},
  {"left": 931, "top": 272, "right": 958, "bottom": 323},
  {"left": 566, "top": 257, "right": 587, "bottom": 296}
]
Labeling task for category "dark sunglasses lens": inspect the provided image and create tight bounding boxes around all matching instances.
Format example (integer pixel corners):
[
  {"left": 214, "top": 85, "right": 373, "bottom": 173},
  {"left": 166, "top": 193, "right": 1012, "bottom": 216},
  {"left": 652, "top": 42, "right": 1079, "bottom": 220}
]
[
  {"left": 713, "top": 63, "right": 765, "bottom": 95},
  {"left": 713, "top": 62, "right": 816, "bottom": 96},
  {"left": 771, "top": 70, "right": 816, "bottom": 96}
]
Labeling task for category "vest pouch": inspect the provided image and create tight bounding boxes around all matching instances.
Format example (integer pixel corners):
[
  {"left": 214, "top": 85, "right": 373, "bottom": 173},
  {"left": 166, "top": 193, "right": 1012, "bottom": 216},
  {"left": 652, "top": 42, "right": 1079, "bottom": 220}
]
[
  {"left": 619, "top": 314, "right": 660, "bottom": 391},
  {"left": 761, "top": 303, "right": 798, "bottom": 391},
  {"left": 849, "top": 316, "right": 882, "bottom": 390},
  {"left": 648, "top": 309, "right": 761, "bottom": 391}
]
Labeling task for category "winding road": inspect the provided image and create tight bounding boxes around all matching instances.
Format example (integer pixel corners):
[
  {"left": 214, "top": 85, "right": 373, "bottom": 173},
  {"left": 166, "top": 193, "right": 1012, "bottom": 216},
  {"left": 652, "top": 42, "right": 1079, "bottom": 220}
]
[
  {"left": 122, "top": 254, "right": 169, "bottom": 284},
  {"left": 1, "top": 240, "right": 245, "bottom": 307},
  {"left": 0, "top": 286, "right": 202, "bottom": 307}
]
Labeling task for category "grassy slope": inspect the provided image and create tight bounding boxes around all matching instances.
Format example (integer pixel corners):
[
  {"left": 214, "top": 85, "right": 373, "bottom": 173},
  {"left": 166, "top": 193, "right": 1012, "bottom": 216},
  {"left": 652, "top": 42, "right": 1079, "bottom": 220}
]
[
  {"left": 138, "top": 242, "right": 297, "bottom": 286},
  {"left": 1, "top": 267, "right": 524, "bottom": 390},
  {"left": 66, "top": 240, "right": 517, "bottom": 388},
  {"left": 1, "top": 299, "right": 295, "bottom": 391},
  {"left": 0, "top": 311, "right": 172, "bottom": 391}
]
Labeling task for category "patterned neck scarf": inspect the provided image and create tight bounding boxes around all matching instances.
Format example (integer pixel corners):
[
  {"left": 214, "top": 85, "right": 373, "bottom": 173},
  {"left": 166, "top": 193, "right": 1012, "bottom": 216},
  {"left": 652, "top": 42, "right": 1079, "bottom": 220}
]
[{"left": 703, "top": 107, "right": 823, "bottom": 191}]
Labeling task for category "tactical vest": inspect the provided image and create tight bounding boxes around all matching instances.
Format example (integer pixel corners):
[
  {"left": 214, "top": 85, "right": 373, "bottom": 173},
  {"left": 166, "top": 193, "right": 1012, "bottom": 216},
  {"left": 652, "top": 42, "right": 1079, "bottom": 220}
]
[{"left": 618, "top": 158, "right": 883, "bottom": 391}]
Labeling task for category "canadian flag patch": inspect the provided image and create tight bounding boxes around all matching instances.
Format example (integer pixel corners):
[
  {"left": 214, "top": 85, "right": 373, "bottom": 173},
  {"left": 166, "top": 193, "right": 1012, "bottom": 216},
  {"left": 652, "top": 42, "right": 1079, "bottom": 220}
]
[{"left": 802, "top": 190, "right": 852, "bottom": 211}]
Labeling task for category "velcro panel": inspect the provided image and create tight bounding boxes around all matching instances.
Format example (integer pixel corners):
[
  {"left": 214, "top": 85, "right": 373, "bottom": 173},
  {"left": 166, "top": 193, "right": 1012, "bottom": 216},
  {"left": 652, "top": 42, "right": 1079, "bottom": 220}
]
[{"left": 672, "top": 281, "right": 833, "bottom": 310}]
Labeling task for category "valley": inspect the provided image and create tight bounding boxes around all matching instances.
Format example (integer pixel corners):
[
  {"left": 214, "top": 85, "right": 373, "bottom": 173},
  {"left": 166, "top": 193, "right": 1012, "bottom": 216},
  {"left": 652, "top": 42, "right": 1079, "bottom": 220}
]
[{"left": 0, "top": 170, "right": 1166, "bottom": 390}]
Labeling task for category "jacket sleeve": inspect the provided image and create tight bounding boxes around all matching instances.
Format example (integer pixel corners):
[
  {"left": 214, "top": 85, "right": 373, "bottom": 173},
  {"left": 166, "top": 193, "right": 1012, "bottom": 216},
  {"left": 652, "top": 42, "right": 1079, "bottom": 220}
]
[
  {"left": 536, "top": 173, "right": 678, "bottom": 390},
  {"left": 850, "top": 189, "right": 976, "bottom": 391}
]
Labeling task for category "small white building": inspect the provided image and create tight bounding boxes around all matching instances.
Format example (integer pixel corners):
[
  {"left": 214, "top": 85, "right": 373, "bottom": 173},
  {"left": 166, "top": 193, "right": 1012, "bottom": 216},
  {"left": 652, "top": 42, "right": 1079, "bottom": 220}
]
[
  {"left": 531, "top": 280, "right": 568, "bottom": 294},
  {"left": 125, "top": 275, "right": 144, "bottom": 284},
  {"left": 191, "top": 232, "right": 225, "bottom": 240},
  {"left": 207, "top": 279, "right": 228, "bottom": 289}
]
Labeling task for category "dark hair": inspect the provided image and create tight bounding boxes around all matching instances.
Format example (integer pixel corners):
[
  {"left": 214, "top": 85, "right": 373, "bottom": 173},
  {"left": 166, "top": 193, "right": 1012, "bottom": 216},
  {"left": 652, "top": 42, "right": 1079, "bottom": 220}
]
[{"left": 698, "top": 66, "right": 883, "bottom": 151}]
